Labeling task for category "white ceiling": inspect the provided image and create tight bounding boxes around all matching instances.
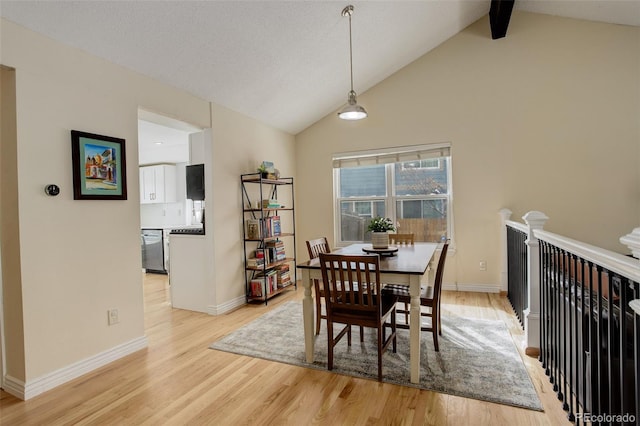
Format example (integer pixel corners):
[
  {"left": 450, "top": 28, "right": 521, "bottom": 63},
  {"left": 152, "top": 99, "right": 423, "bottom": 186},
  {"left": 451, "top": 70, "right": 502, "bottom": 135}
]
[
  {"left": 137, "top": 119, "right": 191, "bottom": 164},
  {"left": 1, "top": 1, "right": 638, "bottom": 135}
]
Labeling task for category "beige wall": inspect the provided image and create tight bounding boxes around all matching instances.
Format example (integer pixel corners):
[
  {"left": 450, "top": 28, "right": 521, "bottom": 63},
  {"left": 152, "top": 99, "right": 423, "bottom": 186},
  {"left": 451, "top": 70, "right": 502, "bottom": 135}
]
[
  {"left": 1, "top": 65, "right": 26, "bottom": 382},
  {"left": 210, "top": 103, "right": 295, "bottom": 306},
  {"left": 0, "top": 19, "right": 209, "bottom": 387},
  {"left": 295, "top": 12, "right": 640, "bottom": 289}
]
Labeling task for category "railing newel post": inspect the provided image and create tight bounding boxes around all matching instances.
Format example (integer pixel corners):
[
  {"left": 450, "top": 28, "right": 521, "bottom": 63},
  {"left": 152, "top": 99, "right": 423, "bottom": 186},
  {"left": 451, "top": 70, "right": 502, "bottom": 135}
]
[
  {"left": 522, "top": 210, "right": 549, "bottom": 355},
  {"left": 621, "top": 228, "right": 640, "bottom": 260},
  {"left": 631, "top": 300, "right": 640, "bottom": 426}
]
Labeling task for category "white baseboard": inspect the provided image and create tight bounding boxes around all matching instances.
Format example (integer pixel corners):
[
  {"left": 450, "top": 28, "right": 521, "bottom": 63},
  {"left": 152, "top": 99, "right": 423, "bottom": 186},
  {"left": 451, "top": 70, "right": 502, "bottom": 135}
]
[
  {"left": 208, "top": 295, "right": 246, "bottom": 315},
  {"left": 442, "top": 282, "right": 501, "bottom": 293},
  {"left": 4, "top": 336, "right": 148, "bottom": 400},
  {"left": 3, "top": 375, "right": 26, "bottom": 400}
]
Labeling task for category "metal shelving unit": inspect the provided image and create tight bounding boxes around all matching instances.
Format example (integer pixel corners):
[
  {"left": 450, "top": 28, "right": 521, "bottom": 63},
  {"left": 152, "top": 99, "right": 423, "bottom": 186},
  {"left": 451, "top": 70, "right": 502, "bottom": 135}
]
[{"left": 241, "top": 173, "right": 296, "bottom": 304}]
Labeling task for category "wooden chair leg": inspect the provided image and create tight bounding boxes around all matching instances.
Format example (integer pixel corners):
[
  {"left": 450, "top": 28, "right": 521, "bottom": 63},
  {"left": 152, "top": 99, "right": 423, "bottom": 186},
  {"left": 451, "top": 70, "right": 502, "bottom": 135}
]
[
  {"left": 433, "top": 328, "right": 439, "bottom": 351},
  {"left": 392, "top": 313, "right": 397, "bottom": 353},
  {"left": 327, "top": 318, "right": 334, "bottom": 370},
  {"left": 432, "top": 306, "right": 439, "bottom": 351},
  {"left": 314, "top": 280, "right": 321, "bottom": 335},
  {"left": 377, "top": 326, "right": 383, "bottom": 381}
]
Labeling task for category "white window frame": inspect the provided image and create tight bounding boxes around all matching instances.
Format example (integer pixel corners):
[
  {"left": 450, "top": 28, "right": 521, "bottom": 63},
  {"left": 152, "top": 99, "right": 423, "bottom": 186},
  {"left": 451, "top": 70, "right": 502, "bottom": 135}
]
[
  {"left": 400, "top": 158, "right": 441, "bottom": 171},
  {"left": 332, "top": 143, "right": 454, "bottom": 247}
]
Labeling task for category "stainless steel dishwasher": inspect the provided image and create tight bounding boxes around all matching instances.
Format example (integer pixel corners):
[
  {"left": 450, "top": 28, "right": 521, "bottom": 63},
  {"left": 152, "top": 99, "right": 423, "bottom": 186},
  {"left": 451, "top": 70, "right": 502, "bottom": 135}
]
[{"left": 141, "top": 228, "right": 166, "bottom": 274}]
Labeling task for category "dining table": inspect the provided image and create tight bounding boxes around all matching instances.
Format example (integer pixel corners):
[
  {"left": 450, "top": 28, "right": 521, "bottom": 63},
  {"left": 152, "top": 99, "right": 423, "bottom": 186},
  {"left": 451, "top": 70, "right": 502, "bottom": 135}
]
[{"left": 297, "top": 242, "right": 439, "bottom": 384}]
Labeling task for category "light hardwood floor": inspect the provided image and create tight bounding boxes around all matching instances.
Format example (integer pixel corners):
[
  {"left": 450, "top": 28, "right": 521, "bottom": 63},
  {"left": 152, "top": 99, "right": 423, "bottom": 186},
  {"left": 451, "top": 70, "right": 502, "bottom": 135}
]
[{"left": 1, "top": 274, "right": 571, "bottom": 425}]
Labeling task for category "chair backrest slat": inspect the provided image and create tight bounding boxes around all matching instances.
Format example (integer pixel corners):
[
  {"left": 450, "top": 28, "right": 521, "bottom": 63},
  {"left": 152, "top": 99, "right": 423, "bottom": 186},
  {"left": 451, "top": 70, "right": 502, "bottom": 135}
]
[
  {"left": 338, "top": 259, "right": 347, "bottom": 303},
  {"left": 389, "top": 233, "right": 414, "bottom": 245},
  {"left": 320, "top": 253, "right": 381, "bottom": 313},
  {"left": 306, "top": 237, "right": 330, "bottom": 260}
]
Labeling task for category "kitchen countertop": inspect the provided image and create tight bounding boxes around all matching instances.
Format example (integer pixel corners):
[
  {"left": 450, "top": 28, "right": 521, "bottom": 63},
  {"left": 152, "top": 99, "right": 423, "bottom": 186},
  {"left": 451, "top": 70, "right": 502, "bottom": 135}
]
[{"left": 141, "top": 225, "right": 203, "bottom": 230}]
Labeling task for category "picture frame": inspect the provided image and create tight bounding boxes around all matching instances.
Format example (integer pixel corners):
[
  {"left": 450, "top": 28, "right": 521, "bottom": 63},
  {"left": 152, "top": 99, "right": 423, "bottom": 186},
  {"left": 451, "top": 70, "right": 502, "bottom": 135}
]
[{"left": 71, "top": 130, "right": 127, "bottom": 200}]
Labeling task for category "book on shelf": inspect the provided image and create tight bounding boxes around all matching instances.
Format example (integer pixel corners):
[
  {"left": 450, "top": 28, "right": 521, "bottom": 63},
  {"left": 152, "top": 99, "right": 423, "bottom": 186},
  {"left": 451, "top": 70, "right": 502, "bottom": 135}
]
[
  {"left": 253, "top": 199, "right": 282, "bottom": 209},
  {"left": 264, "top": 239, "right": 286, "bottom": 263},
  {"left": 262, "top": 217, "right": 271, "bottom": 238},
  {"left": 255, "top": 270, "right": 278, "bottom": 294},
  {"left": 271, "top": 216, "right": 281, "bottom": 236},
  {"left": 264, "top": 216, "right": 281, "bottom": 237},
  {"left": 261, "top": 199, "right": 281, "bottom": 208},
  {"left": 275, "top": 264, "right": 291, "bottom": 287},
  {"left": 250, "top": 279, "right": 263, "bottom": 298},
  {"left": 246, "top": 257, "right": 264, "bottom": 268},
  {"left": 247, "top": 216, "right": 284, "bottom": 239}
]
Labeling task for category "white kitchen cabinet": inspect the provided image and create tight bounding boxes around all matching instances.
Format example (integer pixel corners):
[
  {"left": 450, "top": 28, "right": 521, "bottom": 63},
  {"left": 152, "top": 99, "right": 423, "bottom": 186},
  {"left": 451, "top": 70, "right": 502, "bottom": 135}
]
[
  {"left": 139, "top": 164, "right": 177, "bottom": 204},
  {"left": 189, "top": 132, "right": 206, "bottom": 164}
]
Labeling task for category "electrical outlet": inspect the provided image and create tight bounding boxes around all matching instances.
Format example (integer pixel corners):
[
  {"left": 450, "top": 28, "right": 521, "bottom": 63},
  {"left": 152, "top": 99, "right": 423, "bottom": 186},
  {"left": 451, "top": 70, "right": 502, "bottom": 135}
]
[
  {"left": 108, "top": 309, "right": 119, "bottom": 325},
  {"left": 479, "top": 261, "right": 487, "bottom": 271}
]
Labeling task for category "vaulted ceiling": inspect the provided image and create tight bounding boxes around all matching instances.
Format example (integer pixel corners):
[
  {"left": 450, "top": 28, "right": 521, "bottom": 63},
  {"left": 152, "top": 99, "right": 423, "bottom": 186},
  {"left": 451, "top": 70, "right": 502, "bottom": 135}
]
[{"left": 1, "top": 1, "right": 638, "bottom": 135}]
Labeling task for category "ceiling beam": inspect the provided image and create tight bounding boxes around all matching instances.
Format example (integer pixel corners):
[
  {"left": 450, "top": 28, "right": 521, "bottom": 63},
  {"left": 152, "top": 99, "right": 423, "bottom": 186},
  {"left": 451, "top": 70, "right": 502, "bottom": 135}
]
[{"left": 489, "top": 0, "right": 515, "bottom": 40}]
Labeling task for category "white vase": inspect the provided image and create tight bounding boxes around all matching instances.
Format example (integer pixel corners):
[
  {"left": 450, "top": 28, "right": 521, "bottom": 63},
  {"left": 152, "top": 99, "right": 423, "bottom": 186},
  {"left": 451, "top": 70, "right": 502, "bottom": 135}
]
[{"left": 371, "top": 232, "right": 389, "bottom": 249}]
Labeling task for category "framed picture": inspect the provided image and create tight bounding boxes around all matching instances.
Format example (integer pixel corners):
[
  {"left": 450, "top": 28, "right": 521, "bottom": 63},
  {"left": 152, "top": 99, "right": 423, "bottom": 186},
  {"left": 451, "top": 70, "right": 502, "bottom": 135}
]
[{"left": 71, "top": 130, "right": 127, "bottom": 200}]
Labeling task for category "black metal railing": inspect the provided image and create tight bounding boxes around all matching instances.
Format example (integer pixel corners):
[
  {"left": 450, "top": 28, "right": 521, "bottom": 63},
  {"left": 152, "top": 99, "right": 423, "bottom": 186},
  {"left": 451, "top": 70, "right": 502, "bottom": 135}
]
[
  {"left": 539, "top": 239, "right": 639, "bottom": 425},
  {"left": 507, "top": 225, "right": 528, "bottom": 328}
]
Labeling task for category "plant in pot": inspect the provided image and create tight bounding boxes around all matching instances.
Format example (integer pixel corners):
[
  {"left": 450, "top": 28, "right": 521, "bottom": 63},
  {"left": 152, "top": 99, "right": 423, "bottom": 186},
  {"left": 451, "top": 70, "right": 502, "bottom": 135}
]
[
  {"left": 257, "top": 163, "right": 269, "bottom": 179},
  {"left": 367, "top": 216, "right": 396, "bottom": 249}
]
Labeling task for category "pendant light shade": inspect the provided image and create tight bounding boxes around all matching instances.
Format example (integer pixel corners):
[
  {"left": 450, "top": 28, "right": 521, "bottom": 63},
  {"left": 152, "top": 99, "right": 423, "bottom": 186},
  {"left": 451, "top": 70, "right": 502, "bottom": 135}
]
[
  {"left": 338, "top": 90, "right": 367, "bottom": 120},
  {"left": 338, "top": 5, "right": 367, "bottom": 121}
]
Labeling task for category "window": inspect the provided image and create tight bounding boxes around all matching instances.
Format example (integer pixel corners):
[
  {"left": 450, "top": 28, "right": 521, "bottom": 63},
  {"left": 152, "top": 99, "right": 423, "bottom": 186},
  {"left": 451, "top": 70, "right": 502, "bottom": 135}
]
[{"left": 333, "top": 144, "right": 452, "bottom": 244}]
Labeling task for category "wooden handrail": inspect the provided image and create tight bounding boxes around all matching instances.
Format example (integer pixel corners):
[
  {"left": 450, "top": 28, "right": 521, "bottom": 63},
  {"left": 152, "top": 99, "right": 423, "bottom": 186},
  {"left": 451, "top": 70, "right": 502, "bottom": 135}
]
[{"left": 534, "top": 229, "right": 640, "bottom": 284}]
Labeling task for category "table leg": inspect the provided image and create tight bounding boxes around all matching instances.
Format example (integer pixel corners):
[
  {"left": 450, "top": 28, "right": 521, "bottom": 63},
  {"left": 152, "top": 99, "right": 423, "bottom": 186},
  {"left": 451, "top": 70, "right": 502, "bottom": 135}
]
[
  {"left": 409, "top": 274, "right": 421, "bottom": 383},
  {"left": 302, "top": 269, "right": 315, "bottom": 363}
]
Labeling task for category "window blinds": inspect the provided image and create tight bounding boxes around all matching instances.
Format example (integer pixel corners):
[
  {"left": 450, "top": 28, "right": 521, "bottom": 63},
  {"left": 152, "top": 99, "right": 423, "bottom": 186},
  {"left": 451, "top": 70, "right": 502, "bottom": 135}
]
[{"left": 332, "top": 143, "right": 451, "bottom": 169}]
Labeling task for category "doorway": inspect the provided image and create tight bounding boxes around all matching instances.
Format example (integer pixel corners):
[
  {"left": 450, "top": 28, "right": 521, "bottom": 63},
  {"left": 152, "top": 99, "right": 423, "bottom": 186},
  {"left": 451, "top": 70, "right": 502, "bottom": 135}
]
[{"left": 137, "top": 109, "right": 208, "bottom": 302}]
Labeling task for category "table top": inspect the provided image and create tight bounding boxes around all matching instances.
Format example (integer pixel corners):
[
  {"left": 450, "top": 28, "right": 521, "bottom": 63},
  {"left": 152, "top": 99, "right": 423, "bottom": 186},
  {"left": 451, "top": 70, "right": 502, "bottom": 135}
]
[{"left": 298, "top": 242, "right": 438, "bottom": 275}]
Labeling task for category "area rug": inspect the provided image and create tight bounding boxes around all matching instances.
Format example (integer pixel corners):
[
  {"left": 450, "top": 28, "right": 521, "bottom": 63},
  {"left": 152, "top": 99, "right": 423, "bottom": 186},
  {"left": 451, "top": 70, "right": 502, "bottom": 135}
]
[{"left": 210, "top": 301, "right": 543, "bottom": 411}]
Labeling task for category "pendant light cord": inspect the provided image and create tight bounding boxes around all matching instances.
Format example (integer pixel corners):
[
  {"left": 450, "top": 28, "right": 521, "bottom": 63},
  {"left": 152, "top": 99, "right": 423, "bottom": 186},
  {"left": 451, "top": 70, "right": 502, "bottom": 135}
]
[
  {"left": 348, "top": 10, "right": 354, "bottom": 93},
  {"left": 342, "top": 5, "right": 355, "bottom": 94}
]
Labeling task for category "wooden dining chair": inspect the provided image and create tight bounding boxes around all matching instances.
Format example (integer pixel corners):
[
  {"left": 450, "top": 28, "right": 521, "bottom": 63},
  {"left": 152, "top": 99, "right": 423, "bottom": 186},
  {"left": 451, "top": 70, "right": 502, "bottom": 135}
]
[
  {"left": 319, "top": 253, "right": 398, "bottom": 381},
  {"left": 389, "top": 233, "right": 414, "bottom": 246},
  {"left": 306, "top": 237, "right": 331, "bottom": 335},
  {"left": 382, "top": 239, "right": 450, "bottom": 351}
]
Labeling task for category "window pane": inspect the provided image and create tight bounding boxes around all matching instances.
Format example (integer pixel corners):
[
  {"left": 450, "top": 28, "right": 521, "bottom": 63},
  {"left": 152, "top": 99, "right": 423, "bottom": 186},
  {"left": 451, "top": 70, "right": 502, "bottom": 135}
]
[
  {"left": 394, "top": 158, "right": 448, "bottom": 196},
  {"left": 340, "top": 165, "right": 386, "bottom": 197},
  {"left": 340, "top": 200, "right": 385, "bottom": 242},
  {"left": 354, "top": 201, "right": 371, "bottom": 216},
  {"left": 396, "top": 199, "right": 447, "bottom": 242},
  {"left": 400, "top": 199, "right": 422, "bottom": 218}
]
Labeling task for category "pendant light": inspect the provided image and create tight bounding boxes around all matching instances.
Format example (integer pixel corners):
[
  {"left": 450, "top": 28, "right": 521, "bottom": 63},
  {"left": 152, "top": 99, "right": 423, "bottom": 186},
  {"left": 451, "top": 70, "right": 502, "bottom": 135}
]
[{"left": 338, "top": 5, "right": 368, "bottom": 120}]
